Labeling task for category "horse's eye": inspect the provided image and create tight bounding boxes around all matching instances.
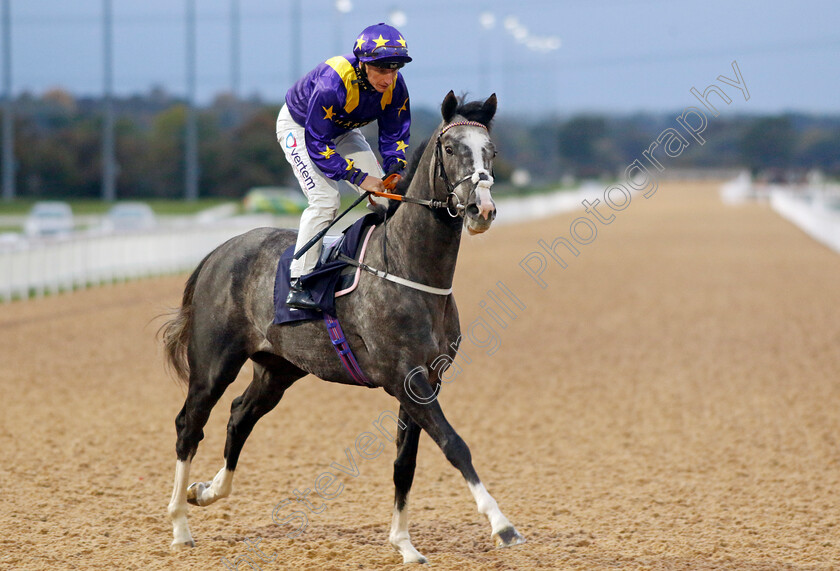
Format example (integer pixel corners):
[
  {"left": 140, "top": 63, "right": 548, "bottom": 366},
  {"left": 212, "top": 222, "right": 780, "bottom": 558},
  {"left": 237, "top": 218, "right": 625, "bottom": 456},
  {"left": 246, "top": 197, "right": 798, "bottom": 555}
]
[{"left": 445, "top": 146, "right": 454, "bottom": 155}]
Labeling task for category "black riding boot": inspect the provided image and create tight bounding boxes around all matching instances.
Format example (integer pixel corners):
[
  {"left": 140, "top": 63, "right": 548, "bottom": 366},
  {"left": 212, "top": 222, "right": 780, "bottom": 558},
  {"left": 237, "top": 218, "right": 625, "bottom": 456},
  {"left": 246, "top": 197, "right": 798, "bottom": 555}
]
[{"left": 286, "top": 278, "right": 319, "bottom": 310}]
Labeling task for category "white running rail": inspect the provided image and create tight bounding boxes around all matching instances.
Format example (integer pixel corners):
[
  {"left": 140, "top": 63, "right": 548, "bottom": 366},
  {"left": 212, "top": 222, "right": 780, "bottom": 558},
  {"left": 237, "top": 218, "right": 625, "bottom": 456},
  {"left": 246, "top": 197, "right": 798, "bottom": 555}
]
[
  {"left": 0, "top": 215, "right": 276, "bottom": 302},
  {"left": 770, "top": 188, "right": 840, "bottom": 255}
]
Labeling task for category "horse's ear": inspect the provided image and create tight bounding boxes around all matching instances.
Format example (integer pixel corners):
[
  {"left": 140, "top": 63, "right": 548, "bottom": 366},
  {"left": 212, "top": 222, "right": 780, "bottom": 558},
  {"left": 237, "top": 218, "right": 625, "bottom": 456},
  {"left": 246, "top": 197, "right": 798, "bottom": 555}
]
[
  {"left": 441, "top": 90, "right": 458, "bottom": 123},
  {"left": 481, "top": 93, "right": 498, "bottom": 123}
]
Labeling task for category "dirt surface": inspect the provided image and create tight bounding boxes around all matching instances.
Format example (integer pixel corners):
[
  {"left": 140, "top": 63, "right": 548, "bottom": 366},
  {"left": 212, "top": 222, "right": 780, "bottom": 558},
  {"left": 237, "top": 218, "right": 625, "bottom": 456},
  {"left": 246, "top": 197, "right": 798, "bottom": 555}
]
[{"left": 2, "top": 182, "right": 840, "bottom": 570}]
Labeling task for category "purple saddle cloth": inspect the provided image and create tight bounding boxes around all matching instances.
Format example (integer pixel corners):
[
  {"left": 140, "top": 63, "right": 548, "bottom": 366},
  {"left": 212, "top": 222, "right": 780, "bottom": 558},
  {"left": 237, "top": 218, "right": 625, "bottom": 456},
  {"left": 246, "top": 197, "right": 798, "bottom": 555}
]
[{"left": 273, "top": 213, "right": 379, "bottom": 325}]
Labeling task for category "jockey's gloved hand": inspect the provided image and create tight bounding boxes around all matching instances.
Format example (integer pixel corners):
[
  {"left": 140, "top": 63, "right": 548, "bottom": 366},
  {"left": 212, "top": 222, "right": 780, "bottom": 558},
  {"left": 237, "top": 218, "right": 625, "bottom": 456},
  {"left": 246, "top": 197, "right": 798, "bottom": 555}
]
[
  {"left": 384, "top": 163, "right": 405, "bottom": 179},
  {"left": 383, "top": 163, "right": 406, "bottom": 193}
]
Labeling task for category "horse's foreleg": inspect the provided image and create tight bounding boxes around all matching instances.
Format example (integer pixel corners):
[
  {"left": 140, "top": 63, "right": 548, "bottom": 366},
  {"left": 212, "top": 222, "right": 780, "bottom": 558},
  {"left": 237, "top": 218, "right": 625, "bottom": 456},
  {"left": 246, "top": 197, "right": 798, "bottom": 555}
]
[
  {"left": 396, "top": 371, "right": 525, "bottom": 550},
  {"left": 389, "top": 406, "right": 426, "bottom": 564}
]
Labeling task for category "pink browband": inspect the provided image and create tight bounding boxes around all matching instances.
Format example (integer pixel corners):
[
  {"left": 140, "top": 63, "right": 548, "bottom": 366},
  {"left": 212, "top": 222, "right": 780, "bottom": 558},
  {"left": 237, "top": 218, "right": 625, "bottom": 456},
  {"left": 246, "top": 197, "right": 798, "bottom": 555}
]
[{"left": 439, "top": 120, "right": 488, "bottom": 136}]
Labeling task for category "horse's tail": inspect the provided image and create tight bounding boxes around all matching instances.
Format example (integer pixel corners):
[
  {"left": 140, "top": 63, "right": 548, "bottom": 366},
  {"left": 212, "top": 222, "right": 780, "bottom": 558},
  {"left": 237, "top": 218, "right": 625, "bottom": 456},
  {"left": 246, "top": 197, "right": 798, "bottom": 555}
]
[{"left": 160, "top": 253, "right": 210, "bottom": 388}]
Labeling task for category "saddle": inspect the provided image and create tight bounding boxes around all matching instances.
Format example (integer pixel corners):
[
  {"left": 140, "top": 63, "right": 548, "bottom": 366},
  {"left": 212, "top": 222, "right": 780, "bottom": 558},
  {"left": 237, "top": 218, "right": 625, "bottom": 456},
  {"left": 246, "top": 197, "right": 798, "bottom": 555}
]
[{"left": 273, "top": 213, "right": 379, "bottom": 325}]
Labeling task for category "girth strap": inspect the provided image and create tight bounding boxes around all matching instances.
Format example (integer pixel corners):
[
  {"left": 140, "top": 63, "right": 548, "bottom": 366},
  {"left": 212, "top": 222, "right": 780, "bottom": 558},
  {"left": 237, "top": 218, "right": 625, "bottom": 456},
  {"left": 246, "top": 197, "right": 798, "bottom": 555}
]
[{"left": 337, "top": 253, "right": 453, "bottom": 296}]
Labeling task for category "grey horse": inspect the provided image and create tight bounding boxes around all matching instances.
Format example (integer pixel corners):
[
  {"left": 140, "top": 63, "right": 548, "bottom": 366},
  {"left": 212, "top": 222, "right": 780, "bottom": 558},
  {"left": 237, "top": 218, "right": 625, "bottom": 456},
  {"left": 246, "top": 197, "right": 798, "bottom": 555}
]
[{"left": 162, "top": 91, "right": 525, "bottom": 564}]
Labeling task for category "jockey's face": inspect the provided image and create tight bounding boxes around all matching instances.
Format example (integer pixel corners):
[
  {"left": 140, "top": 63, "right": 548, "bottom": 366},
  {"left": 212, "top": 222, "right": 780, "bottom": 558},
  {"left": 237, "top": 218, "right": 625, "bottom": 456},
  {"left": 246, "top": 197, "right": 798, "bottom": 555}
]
[{"left": 365, "top": 64, "right": 399, "bottom": 93}]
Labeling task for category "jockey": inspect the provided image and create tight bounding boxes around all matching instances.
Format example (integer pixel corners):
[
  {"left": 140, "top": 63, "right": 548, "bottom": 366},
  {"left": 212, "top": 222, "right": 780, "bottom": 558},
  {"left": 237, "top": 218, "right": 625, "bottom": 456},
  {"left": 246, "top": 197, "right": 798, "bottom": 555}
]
[{"left": 277, "top": 22, "right": 412, "bottom": 310}]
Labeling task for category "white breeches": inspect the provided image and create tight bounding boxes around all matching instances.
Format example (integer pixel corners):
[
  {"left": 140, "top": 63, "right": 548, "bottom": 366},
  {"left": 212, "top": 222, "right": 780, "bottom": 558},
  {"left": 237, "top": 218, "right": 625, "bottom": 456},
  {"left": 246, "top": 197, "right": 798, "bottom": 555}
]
[{"left": 276, "top": 104, "right": 385, "bottom": 278}]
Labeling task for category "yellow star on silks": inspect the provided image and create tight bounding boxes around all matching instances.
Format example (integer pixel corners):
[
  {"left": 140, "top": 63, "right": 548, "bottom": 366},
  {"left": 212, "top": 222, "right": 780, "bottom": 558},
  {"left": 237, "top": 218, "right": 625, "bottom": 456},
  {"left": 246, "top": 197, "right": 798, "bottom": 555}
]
[
  {"left": 322, "top": 105, "right": 335, "bottom": 121},
  {"left": 319, "top": 146, "right": 336, "bottom": 159},
  {"left": 345, "top": 158, "right": 355, "bottom": 170},
  {"left": 395, "top": 140, "right": 409, "bottom": 153},
  {"left": 373, "top": 34, "right": 388, "bottom": 49},
  {"left": 398, "top": 97, "right": 408, "bottom": 117},
  {"left": 397, "top": 36, "right": 407, "bottom": 48},
  {"left": 355, "top": 36, "right": 365, "bottom": 50}
]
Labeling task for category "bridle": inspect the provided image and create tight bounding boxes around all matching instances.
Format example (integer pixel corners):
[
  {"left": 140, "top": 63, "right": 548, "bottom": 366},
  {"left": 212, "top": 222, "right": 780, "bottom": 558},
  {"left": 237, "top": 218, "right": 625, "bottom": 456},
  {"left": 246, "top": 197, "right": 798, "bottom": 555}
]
[
  {"left": 372, "top": 120, "right": 492, "bottom": 218},
  {"left": 434, "top": 120, "right": 492, "bottom": 217},
  {"left": 346, "top": 120, "right": 494, "bottom": 296}
]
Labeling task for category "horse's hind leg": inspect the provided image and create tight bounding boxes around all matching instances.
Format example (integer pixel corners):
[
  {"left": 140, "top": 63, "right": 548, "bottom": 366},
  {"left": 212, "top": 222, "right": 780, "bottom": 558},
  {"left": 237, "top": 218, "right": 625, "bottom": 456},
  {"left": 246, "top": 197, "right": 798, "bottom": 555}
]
[
  {"left": 389, "top": 406, "right": 427, "bottom": 564},
  {"left": 168, "top": 348, "right": 247, "bottom": 549},
  {"left": 395, "top": 371, "right": 525, "bottom": 552},
  {"left": 187, "top": 359, "right": 305, "bottom": 507}
]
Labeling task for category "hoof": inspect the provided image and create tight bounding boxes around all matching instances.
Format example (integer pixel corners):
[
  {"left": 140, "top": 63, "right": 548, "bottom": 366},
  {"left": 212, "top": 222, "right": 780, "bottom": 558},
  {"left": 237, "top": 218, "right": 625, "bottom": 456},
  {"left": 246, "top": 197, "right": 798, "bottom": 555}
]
[
  {"left": 170, "top": 538, "right": 196, "bottom": 551},
  {"left": 392, "top": 540, "right": 428, "bottom": 564},
  {"left": 492, "top": 526, "right": 526, "bottom": 548},
  {"left": 186, "top": 481, "right": 208, "bottom": 506}
]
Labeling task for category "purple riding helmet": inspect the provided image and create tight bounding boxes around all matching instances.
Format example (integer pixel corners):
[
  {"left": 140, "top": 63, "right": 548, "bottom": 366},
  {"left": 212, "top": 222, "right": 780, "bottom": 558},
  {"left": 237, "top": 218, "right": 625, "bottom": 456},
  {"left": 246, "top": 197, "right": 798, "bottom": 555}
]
[{"left": 353, "top": 23, "right": 412, "bottom": 69}]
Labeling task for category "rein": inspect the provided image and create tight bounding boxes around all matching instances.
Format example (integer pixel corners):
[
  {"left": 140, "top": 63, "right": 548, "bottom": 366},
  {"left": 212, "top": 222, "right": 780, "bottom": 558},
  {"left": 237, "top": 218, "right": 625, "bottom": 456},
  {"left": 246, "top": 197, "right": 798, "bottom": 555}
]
[
  {"left": 371, "top": 192, "right": 460, "bottom": 218},
  {"left": 370, "top": 119, "right": 491, "bottom": 218}
]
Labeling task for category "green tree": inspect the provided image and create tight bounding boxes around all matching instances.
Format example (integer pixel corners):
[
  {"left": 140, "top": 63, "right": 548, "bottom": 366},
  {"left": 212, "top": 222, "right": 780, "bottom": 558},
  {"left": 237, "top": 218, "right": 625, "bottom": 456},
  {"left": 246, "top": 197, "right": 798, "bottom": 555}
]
[
  {"left": 201, "top": 108, "right": 291, "bottom": 198},
  {"left": 16, "top": 112, "right": 102, "bottom": 198},
  {"left": 557, "top": 115, "right": 609, "bottom": 178},
  {"left": 795, "top": 127, "right": 840, "bottom": 176},
  {"left": 739, "top": 116, "right": 794, "bottom": 173},
  {"left": 145, "top": 105, "right": 188, "bottom": 198}
]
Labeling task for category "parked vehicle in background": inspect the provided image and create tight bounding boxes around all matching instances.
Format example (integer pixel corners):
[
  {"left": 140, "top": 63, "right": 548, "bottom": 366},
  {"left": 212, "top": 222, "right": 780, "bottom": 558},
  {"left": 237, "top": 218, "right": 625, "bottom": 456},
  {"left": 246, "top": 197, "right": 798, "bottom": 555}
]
[
  {"left": 24, "top": 201, "right": 74, "bottom": 237},
  {"left": 243, "top": 187, "right": 307, "bottom": 215},
  {"left": 102, "top": 202, "right": 157, "bottom": 232}
]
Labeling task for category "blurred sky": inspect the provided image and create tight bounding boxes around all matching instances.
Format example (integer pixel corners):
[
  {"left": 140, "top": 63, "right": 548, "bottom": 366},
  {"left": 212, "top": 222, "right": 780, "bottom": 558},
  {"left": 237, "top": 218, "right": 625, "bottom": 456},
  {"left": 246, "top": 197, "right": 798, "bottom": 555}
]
[{"left": 5, "top": 0, "right": 840, "bottom": 116}]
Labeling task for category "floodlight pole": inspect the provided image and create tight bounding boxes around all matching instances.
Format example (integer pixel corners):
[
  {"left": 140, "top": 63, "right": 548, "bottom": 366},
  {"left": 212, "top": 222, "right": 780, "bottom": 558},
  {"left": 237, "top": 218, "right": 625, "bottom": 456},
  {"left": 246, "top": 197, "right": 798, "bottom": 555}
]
[
  {"left": 290, "top": 0, "right": 301, "bottom": 83},
  {"left": 230, "top": 0, "right": 240, "bottom": 98},
  {"left": 2, "top": 0, "right": 14, "bottom": 201},
  {"left": 102, "top": 0, "right": 116, "bottom": 201},
  {"left": 185, "top": 0, "right": 198, "bottom": 201}
]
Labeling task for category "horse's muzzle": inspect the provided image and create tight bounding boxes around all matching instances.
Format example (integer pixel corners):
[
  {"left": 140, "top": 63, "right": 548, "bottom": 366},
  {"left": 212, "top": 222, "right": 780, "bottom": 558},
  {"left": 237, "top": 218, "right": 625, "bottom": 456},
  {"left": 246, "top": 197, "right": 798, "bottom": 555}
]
[
  {"left": 465, "top": 202, "right": 496, "bottom": 235},
  {"left": 473, "top": 177, "right": 496, "bottom": 221}
]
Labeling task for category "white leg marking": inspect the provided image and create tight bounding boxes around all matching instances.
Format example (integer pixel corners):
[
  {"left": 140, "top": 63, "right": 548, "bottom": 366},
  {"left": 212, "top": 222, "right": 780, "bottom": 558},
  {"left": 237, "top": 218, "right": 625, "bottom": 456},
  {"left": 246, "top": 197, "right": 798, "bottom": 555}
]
[
  {"left": 469, "top": 481, "right": 526, "bottom": 548},
  {"left": 167, "top": 460, "right": 195, "bottom": 549},
  {"left": 468, "top": 482, "right": 512, "bottom": 535},
  {"left": 189, "top": 467, "right": 234, "bottom": 506},
  {"left": 389, "top": 502, "right": 427, "bottom": 564}
]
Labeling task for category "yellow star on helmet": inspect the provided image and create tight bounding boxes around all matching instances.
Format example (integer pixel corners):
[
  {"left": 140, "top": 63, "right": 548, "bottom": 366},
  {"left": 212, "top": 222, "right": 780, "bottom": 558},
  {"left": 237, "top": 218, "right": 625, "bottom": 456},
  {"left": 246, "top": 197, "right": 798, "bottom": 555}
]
[
  {"left": 395, "top": 140, "right": 409, "bottom": 153},
  {"left": 319, "top": 146, "right": 337, "bottom": 159},
  {"left": 373, "top": 34, "right": 389, "bottom": 49},
  {"left": 355, "top": 36, "right": 365, "bottom": 51},
  {"left": 345, "top": 158, "right": 355, "bottom": 170},
  {"left": 322, "top": 105, "right": 335, "bottom": 121},
  {"left": 397, "top": 36, "right": 407, "bottom": 48}
]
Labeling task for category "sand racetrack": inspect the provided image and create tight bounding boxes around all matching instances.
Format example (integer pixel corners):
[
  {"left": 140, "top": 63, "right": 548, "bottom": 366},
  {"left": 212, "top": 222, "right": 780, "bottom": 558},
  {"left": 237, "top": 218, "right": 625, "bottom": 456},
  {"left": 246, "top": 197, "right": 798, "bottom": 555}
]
[{"left": 2, "top": 182, "right": 840, "bottom": 570}]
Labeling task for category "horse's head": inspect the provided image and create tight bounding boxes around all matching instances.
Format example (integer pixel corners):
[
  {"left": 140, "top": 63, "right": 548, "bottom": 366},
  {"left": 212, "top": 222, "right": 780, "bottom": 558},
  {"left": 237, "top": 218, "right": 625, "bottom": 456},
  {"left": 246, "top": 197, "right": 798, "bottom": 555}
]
[{"left": 435, "top": 91, "right": 498, "bottom": 235}]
